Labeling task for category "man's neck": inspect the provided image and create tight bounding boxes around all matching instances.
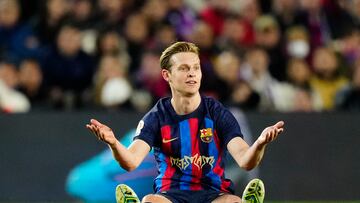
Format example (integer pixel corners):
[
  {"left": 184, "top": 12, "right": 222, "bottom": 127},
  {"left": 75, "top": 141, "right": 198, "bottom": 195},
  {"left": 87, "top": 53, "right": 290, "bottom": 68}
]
[{"left": 171, "top": 92, "right": 201, "bottom": 115}]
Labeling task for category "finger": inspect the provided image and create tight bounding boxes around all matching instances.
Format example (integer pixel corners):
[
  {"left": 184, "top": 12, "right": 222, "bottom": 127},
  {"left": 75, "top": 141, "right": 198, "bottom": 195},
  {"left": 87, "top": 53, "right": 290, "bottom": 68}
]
[
  {"left": 91, "top": 126, "right": 100, "bottom": 138},
  {"left": 90, "top": 119, "right": 103, "bottom": 127},
  {"left": 97, "top": 127, "right": 107, "bottom": 141},
  {"left": 87, "top": 125, "right": 102, "bottom": 141},
  {"left": 273, "top": 121, "right": 285, "bottom": 129},
  {"left": 86, "top": 124, "right": 95, "bottom": 130},
  {"left": 270, "top": 129, "right": 279, "bottom": 142},
  {"left": 265, "top": 133, "right": 270, "bottom": 142},
  {"left": 92, "top": 126, "right": 102, "bottom": 138},
  {"left": 86, "top": 124, "right": 96, "bottom": 133},
  {"left": 266, "top": 131, "right": 273, "bottom": 142},
  {"left": 269, "top": 130, "right": 276, "bottom": 142},
  {"left": 95, "top": 126, "right": 102, "bottom": 138}
]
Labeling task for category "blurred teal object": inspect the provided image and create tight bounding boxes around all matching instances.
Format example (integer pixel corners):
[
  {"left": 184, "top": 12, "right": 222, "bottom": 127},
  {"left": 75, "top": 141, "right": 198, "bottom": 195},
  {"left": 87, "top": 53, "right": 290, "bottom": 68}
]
[{"left": 65, "top": 129, "right": 157, "bottom": 202}]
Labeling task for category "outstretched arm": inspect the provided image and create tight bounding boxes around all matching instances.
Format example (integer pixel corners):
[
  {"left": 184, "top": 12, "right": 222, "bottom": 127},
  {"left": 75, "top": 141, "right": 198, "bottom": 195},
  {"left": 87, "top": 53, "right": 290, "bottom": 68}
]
[
  {"left": 86, "top": 119, "right": 150, "bottom": 171},
  {"left": 227, "top": 121, "right": 284, "bottom": 171}
]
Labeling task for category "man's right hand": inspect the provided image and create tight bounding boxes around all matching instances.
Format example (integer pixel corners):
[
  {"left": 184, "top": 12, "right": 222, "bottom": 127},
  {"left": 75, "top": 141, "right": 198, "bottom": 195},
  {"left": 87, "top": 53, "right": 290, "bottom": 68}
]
[{"left": 86, "top": 119, "right": 117, "bottom": 146}]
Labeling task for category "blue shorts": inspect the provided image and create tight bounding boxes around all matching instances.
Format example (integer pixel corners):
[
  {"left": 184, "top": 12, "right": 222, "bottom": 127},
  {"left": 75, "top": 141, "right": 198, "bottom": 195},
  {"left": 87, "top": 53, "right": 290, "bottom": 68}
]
[{"left": 157, "top": 190, "right": 225, "bottom": 203}]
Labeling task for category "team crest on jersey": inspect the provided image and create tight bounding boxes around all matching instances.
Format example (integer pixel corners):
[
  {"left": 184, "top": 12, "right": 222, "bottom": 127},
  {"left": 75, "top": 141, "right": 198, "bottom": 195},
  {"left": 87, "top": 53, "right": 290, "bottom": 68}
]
[{"left": 200, "top": 128, "right": 213, "bottom": 143}]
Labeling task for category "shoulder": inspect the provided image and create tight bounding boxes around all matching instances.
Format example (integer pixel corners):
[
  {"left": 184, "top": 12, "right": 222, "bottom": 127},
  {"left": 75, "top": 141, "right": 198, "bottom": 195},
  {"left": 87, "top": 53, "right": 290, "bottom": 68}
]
[
  {"left": 202, "top": 95, "right": 232, "bottom": 121},
  {"left": 202, "top": 95, "right": 226, "bottom": 111},
  {"left": 142, "top": 97, "right": 171, "bottom": 121},
  {"left": 135, "top": 97, "right": 171, "bottom": 137}
]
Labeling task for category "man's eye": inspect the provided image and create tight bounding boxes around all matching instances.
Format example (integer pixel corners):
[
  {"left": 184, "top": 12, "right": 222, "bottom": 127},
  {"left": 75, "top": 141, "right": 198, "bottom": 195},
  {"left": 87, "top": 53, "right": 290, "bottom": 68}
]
[{"left": 179, "top": 66, "right": 187, "bottom": 71}]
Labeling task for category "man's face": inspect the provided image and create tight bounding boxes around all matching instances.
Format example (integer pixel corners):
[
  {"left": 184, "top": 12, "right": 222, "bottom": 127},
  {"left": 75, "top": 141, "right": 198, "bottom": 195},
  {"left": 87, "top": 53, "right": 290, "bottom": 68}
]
[
  {"left": 164, "top": 52, "right": 202, "bottom": 96},
  {"left": 0, "top": 0, "right": 20, "bottom": 28},
  {"left": 57, "top": 26, "right": 82, "bottom": 57}
]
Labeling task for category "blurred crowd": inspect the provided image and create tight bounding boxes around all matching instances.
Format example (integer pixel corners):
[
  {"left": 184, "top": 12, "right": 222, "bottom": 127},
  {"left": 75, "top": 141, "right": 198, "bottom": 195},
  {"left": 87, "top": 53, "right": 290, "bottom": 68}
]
[{"left": 1, "top": 0, "right": 360, "bottom": 113}]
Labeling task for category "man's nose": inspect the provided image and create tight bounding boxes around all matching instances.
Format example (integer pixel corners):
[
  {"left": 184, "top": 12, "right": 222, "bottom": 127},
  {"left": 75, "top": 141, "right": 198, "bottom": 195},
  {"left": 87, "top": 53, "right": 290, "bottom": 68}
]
[
  {"left": 187, "top": 72, "right": 195, "bottom": 77},
  {"left": 187, "top": 69, "right": 196, "bottom": 77}
]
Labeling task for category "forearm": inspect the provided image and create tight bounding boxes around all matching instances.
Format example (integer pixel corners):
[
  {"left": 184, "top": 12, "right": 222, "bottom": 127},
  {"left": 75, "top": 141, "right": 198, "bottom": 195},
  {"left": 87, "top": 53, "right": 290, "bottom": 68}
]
[
  {"left": 238, "top": 140, "right": 266, "bottom": 170},
  {"left": 86, "top": 119, "right": 150, "bottom": 171},
  {"left": 229, "top": 121, "right": 284, "bottom": 171},
  {"left": 108, "top": 141, "right": 139, "bottom": 171}
]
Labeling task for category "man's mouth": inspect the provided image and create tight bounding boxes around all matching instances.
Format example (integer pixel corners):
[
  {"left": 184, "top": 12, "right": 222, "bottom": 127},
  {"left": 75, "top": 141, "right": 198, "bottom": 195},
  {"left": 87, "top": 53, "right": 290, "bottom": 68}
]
[{"left": 186, "top": 81, "right": 197, "bottom": 84}]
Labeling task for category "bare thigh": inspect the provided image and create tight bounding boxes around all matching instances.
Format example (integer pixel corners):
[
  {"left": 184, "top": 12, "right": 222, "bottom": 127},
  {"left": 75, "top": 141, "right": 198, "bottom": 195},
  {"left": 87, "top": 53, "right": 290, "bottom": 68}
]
[
  {"left": 142, "top": 194, "right": 172, "bottom": 203},
  {"left": 211, "top": 194, "right": 242, "bottom": 203}
]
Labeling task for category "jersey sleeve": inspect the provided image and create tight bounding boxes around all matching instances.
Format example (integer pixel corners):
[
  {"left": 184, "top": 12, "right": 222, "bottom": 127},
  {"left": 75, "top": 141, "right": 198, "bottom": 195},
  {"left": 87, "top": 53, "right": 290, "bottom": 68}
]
[
  {"left": 213, "top": 102, "right": 243, "bottom": 147},
  {"left": 133, "top": 111, "right": 159, "bottom": 148}
]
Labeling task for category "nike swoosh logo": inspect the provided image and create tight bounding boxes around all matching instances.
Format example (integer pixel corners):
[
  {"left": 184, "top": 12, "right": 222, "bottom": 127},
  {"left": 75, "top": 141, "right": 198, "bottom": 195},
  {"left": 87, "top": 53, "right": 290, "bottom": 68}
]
[{"left": 162, "top": 137, "right": 178, "bottom": 143}]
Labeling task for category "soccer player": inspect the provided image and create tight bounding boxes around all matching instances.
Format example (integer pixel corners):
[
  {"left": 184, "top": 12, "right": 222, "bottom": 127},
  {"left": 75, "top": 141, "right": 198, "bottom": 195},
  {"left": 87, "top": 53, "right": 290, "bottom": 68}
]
[{"left": 86, "top": 41, "right": 284, "bottom": 203}]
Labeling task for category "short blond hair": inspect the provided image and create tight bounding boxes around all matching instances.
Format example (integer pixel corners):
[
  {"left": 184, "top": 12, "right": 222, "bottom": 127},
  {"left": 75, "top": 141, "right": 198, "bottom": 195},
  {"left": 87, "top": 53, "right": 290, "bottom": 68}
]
[{"left": 160, "top": 41, "right": 200, "bottom": 70}]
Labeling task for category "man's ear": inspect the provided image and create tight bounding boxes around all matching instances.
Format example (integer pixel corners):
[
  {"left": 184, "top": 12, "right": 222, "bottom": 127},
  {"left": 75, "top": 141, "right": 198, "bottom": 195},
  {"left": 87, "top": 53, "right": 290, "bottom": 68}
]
[{"left": 161, "top": 69, "right": 170, "bottom": 82}]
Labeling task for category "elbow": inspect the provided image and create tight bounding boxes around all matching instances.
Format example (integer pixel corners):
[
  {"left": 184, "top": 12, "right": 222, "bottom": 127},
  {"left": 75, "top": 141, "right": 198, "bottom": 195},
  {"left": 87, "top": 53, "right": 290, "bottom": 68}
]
[
  {"left": 239, "top": 161, "right": 258, "bottom": 171},
  {"left": 124, "top": 166, "right": 136, "bottom": 172},
  {"left": 239, "top": 156, "right": 262, "bottom": 171},
  {"left": 121, "top": 164, "right": 137, "bottom": 172},
  {"left": 241, "top": 164, "right": 256, "bottom": 171},
  {"left": 119, "top": 161, "right": 138, "bottom": 172}
]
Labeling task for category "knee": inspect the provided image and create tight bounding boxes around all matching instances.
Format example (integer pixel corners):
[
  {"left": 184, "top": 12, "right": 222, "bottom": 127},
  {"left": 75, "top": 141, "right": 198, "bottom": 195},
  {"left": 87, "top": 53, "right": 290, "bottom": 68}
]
[
  {"left": 142, "top": 194, "right": 171, "bottom": 203},
  {"left": 222, "top": 194, "right": 242, "bottom": 203},
  {"left": 141, "top": 194, "right": 158, "bottom": 203}
]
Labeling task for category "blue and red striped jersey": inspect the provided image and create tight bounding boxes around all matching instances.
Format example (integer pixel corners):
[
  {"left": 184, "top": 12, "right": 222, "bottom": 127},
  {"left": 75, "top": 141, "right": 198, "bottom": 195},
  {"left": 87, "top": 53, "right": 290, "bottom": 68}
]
[{"left": 133, "top": 96, "right": 243, "bottom": 194}]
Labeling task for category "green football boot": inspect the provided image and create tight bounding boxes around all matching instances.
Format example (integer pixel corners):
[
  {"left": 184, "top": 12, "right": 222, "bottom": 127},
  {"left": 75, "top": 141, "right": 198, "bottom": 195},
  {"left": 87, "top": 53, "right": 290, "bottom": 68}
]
[
  {"left": 241, "top": 178, "right": 265, "bottom": 203},
  {"left": 115, "top": 184, "right": 140, "bottom": 203}
]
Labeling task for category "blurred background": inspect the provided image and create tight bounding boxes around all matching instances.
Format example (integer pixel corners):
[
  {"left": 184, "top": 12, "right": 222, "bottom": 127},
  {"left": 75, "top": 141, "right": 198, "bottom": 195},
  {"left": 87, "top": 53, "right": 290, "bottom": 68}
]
[{"left": 0, "top": 0, "right": 360, "bottom": 202}]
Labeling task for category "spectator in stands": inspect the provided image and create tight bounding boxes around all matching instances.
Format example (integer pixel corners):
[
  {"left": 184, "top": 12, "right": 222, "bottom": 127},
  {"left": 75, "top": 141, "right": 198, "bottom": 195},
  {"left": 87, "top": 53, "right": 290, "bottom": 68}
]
[
  {"left": 285, "top": 26, "right": 311, "bottom": 61},
  {"left": 134, "top": 50, "right": 169, "bottom": 108},
  {"left": 229, "top": 80, "right": 260, "bottom": 111},
  {"left": 291, "top": 87, "right": 317, "bottom": 112},
  {"left": 0, "top": 0, "right": 43, "bottom": 63},
  {"left": 199, "top": 0, "right": 230, "bottom": 37},
  {"left": 347, "top": 0, "right": 360, "bottom": 27},
  {"left": 166, "top": 0, "right": 197, "bottom": 41},
  {"left": 190, "top": 20, "right": 221, "bottom": 98},
  {"left": 336, "top": 58, "right": 360, "bottom": 111},
  {"left": 17, "top": 59, "right": 45, "bottom": 106},
  {"left": 310, "top": 47, "right": 348, "bottom": 111},
  {"left": 331, "top": 28, "right": 360, "bottom": 67},
  {"left": 212, "top": 50, "right": 242, "bottom": 102},
  {"left": 93, "top": 54, "right": 132, "bottom": 110},
  {"left": 286, "top": 58, "right": 322, "bottom": 112},
  {"left": 148, "top": 23, "right": 177, "bottom": 52},
  {"left": 95, "top": 29, "right": 130, "bottom": 64},
  {"left": 0, "top": 61, "right": 18, "bottom": 89},
  {"left": 141, "top": 0, "right": 169, "bottom": 29},
  {"left": 238, "top": 0, "right": 261, "bottom": 31},
  {"left": 94, "top": 0, "right": 127, "bottom": 30},
  {"left": 42, "top": 22, "right": 95, "bottom": 109},
  {"left": 237, "top": 0, "right": 261, "bottom": 46},
  {"left": 297, "top": 0, "right": 355, "bottom": 49},
  {"left": 286, "top": 58, "right": 312, "bottom": 88},
  {"left": 254, "top": 15, "right": 286, "bottom": 81},
  {"left": 0, "top": 61, "right": 30, "bottom": 112},
  {"left": 243, "top": 47, "right": 295, "bottom": 112},
  {"left": 271, "top": 0, "right": 301, "bottom": 33},
  {"left": 69, "top": 0, "right": 95, "bottom": 30},
  {"left": 34, "top": 0, "right": 70, "bottom": 45},
  {"left": 123, "top": 13, "right": 149, "bottom": 74},
  {"left": 217, "top": 14, "right": 249, "bottom": 50}
]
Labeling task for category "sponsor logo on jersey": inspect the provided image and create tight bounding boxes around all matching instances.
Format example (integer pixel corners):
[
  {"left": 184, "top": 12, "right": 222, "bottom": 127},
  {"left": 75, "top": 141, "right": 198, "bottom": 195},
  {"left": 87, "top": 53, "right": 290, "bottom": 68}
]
[
  {"left": 162, "top": 137, "right": 178, "bottom": 143},
  {"left": 170, "top": 153, "right": 215, "bottom": 170}
]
